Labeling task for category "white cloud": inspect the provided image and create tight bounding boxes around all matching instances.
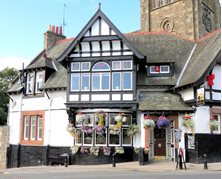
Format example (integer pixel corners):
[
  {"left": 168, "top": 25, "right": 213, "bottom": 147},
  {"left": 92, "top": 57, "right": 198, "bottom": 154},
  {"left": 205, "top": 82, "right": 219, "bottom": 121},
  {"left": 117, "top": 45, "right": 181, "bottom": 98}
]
[{"left": 0, "top": 56, "right": 30, "bottom": 71}]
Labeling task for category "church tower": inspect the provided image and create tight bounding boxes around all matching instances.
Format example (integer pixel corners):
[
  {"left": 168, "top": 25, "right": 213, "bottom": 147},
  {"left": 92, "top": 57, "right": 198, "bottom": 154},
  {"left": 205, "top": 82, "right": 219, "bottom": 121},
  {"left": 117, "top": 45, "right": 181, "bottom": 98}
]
[{"left": 140, "top": 0, "right": 221, "bottom": 40}]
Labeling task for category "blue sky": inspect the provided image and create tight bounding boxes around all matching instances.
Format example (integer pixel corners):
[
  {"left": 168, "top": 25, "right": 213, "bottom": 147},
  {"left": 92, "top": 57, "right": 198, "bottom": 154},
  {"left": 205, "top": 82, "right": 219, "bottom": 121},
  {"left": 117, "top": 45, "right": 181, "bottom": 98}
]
[{"left": 0, "top": 0, "right": 140, "bottom": 70}]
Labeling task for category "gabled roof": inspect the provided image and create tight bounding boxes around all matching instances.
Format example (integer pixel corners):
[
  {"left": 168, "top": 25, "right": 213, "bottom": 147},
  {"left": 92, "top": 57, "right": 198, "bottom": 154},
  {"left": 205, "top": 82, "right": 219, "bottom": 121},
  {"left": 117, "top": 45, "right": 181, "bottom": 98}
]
[
  {"left": 57, "top": 8, "right": 144, "bottom": 62},
  {"left": 176, "top": 29, "right": 221, "bottom": 88}
]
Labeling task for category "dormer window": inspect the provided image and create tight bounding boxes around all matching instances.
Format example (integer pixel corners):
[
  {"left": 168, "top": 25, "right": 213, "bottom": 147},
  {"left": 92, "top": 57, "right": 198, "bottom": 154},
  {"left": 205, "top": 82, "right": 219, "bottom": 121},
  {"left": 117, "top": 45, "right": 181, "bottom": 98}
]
[
  {"left": 147, "top": 64, "right": 173, "bottom": 77},
  {"left": 25, "top": 70, "right": 45, "bottom": 95}
]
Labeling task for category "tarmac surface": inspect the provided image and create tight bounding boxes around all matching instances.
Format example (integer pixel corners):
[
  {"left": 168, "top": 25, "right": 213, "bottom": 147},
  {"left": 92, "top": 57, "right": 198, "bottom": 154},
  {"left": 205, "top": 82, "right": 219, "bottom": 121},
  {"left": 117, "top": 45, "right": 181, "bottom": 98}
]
[{"left": 0, "top": 160, "right": 221, "bottom": 174}]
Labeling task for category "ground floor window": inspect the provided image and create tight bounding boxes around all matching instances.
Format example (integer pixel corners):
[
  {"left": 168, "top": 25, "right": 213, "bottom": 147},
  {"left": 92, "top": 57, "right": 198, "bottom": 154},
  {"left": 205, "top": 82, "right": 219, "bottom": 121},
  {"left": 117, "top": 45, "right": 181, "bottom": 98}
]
[
  {"left": 21, "top": 111, "right": 44, "bottom": 145},
  {"left": 74, "top": 111, "right": 132, "bottom": 147}
]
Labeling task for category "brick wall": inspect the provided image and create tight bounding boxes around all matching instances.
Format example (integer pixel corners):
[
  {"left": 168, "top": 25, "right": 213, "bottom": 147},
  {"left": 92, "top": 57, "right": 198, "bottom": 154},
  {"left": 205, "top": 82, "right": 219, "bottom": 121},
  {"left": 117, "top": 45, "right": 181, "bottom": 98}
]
[{"left": 0, "top": 126, "right": 9, "bottom": 169}]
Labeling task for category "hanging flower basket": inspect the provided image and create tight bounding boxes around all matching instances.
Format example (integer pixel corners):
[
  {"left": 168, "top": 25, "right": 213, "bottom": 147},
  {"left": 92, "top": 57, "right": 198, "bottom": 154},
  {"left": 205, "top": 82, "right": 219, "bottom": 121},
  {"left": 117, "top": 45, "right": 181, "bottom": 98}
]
[
  {"left": 109, "top": 125, "right": 120, "bottom": 135},
  {"left": 127, "top": 124, "right": 140, "bottom": 137},
  {"left": 182, "top": 114, "right": 193, "bottom": 129},
  {"left": 94, "top": 125, "right": 106, "bottom": 135},
  {"left": 66, "top": 123, "right": 76, "bottom": 137},
  {"left": 103, "top": 146, "right": 111, "bottom": 156},
  {"left": 115, "top": 112, "right": 127, "bottom": 128},
  {"left": 143, "top": 116, "right": 155, "bottom": 128},
  {"left": 156, "top": 116, "right": 171, "bottom": 128},
  {"left": 76, "top": 112, "right": 87, "bottom": 123},
  {"left": 115, "top": 146, "right": 124, "bottom": 154},
  {"left": 70, "top": 145, "right": 79, "bottom": 155},
  {"left": 96, "top": 110, "right": 106, "bottom": 126},
  {"left": 89, "top": 146, "right": 100, "bottom": 156},
  {"left": 81, "top": 125, "right": 94, "bottom": 134},
  {"left": 144, "top": 145, "right": 149, "bottom": 154}
]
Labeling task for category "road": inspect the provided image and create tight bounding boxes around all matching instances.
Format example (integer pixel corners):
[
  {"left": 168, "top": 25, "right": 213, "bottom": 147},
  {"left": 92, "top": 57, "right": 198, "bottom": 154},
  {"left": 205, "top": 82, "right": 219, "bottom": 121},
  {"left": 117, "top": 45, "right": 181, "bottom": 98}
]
[{"left": 0, "top": 170, "right": 220, "bottom": 179}]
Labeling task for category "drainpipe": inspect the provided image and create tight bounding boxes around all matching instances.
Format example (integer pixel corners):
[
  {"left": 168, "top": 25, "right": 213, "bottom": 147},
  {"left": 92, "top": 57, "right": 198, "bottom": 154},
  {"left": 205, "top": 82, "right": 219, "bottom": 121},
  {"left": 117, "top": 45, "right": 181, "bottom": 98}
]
[{"left": 45, "top": 90, "right": 52, "bottom": 145}]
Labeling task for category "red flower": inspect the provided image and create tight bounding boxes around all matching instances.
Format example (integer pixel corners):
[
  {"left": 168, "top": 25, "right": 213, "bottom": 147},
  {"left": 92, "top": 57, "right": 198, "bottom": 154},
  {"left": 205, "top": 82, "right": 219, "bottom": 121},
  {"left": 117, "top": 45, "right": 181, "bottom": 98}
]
[{"left": 144, "top": 116, "right": 152, "bottom": 120}]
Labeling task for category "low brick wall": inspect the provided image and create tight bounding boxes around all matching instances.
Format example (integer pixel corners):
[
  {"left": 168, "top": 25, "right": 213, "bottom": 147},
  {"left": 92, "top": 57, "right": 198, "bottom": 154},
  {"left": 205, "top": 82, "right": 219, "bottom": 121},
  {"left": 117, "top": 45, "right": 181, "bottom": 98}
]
[{"left": 0, "top": 126, "right": 9, "bottom": 169}]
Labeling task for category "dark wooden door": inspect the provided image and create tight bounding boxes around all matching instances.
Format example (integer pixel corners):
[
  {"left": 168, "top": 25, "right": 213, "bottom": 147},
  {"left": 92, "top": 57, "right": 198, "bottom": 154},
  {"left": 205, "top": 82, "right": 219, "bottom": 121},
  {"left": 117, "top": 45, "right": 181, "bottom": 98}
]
[{"left": 154, "top": 127, "right": 166, "bottom": 156}]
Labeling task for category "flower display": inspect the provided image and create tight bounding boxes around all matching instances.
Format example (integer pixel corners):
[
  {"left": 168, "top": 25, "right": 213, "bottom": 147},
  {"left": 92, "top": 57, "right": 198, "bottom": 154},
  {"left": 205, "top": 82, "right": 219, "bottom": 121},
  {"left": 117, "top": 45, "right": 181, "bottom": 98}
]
[
  {"left": 127, "top": 124, "right": 140, "bottom": 137},
  {"left": 156, "top": 115, "right": 171, "bottom": 128},
  {"left": 66, "top": 123, "right": 76, "bottom": 137},
  {"left": 103, "top": 146, "right": 111, "bottom": 156},
  {"left": 109, "top": 125, "right": 120, "bottom": 135},
  {"left": 182, "top": 114, "right": 193, "bottom": 128},
  {"left": 143, "top": 115, "right": 155, "bottom": 128},
  {"left": 115, "top": 112, "right": 127, "bottom": 128},
  {"left": 80, "top": 146, "right": 89, "bottom": 154},
  {"left": 115, "top": 146, "right": 124, "bottom": 154},
  {"left": 144, "top": 145, "right": 149, "bottom": 154},
  {"left": 94, "top": 125, "right": 106, "bottom": 135},
  {"left": 70, "top": 145, "right": 79, "bottom": 155},
  {"left": 96, "top": 110, "right": 106, "bottom": 126},
  {"left": 210, "top": 118, "right": 219, "bottom": 131},
  {"left": 89, "top": 146, "right": 100, "bottom": 156},
  {"left": 81, "top": 125, "right": 94, "bottom": 134},
  {"left": 133, "top": 147, "right": 139, "bottom": 154},
  {"left": 76, "top": 112, "right": 87, "bottom": 123}
]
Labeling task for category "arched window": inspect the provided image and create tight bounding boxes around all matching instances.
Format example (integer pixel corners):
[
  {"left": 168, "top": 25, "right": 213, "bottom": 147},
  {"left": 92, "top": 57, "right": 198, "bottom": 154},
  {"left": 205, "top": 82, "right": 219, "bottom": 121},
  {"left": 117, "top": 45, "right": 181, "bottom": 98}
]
[
  {"left": 92, "top": 62, "right": 110, "bottom": 91},
  {"left": 92, "top": 62, "right": 110, "bottom": 71}
]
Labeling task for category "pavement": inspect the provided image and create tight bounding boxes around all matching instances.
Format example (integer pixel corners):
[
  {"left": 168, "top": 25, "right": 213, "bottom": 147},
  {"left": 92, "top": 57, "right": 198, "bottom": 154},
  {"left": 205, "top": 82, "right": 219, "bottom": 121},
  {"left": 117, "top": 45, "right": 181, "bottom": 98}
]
[{"left": 0, "top": 160, "right": 220, "bottom": 175}]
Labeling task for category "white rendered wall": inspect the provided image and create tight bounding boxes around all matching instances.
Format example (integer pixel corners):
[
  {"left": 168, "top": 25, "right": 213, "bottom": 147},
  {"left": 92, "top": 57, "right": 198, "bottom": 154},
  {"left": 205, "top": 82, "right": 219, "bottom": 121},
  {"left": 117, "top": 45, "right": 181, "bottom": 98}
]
[
  {"left": 8, "top": 94, "right": 22, "bottom": 144},
  {"left": 44, "top": 91, "right": 73, "bottom": 146},
  {"left": 179, "top": 88, "right": 194, "bottom": 101},
  {"left": 195, "top": 106, "right": 210, "bottom": 133}
]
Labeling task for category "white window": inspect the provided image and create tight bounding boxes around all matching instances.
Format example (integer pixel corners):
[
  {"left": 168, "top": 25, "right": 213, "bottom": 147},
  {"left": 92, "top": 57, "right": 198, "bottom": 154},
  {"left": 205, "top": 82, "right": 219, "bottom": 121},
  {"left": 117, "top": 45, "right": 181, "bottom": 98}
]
[
  {"left": 112, "top": 61, "right": 121, "bottom": 70},
  {"left": 26, "top": 73, "right": 34, "bottom": 94},
  {"left": 123, "top": 72, "right": 132, "bottom": 90},
  {"left": 112, "top": 72, "right": 121, "bottom": 90},
  {"left": 81, "top": 73, "right": 90, "bottom": 91},
  {"left": 37, "top": 116, "right": 43, "bottom": 140},
  {"left": 75, "top": 129, "right": 82, "bottom": 145},
  {"left": 71, "top": 62, "right": 80, "bottom": 71},
  {"left": 95, "top": 131, "right": 107, "bottom": 146},
  {"left": 92, "top": 62, "right": 110, "bottom": 71},
  {"left": 71, "top": 73, "right": 80, "bottom": 91},
  {"left": 122, "top": 128, "right": 132, "bottom": 146},
  {"left": 150, "top": 65, "right": 170, "bottom": 74},
  {"left": 30, "top": 116, "right": 36, "bottom": 140},
  {"left": 92, "top": 73, "right": 110, "bottom": 91},
  {"left": 123, "top": 61, "right": 132, "bottom": 70},
  {"left": 160, "top": 65, "right": 170, "bottom": 73},
  {"left": 23, "top": 116, "right": 29, "bottom": 140},
  {"left": 35, "top": 71, "right": 44, "bottom": 93},
  {"left": 211, "top": 114, "right": 221, "bottom": 134},
  {"left": 81, "top": 62, "right": 91, "bottom": 71}
]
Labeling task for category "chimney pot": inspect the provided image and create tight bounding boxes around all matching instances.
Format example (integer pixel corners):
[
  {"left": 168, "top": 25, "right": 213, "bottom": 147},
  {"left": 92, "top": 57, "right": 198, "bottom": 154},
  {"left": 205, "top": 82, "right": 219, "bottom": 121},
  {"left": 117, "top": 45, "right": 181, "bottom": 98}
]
[
  {"left": 56, "top": 26, "right": 59, "bottom": 34},
  {"left": 48, "top": 25, "right": 51, "bottom": 31},
  {"left": 52, "top": 26, "right": 55, "bottom": 33},
  {"left": 59, "top": 26, "right": 63, "bottom": 35}
]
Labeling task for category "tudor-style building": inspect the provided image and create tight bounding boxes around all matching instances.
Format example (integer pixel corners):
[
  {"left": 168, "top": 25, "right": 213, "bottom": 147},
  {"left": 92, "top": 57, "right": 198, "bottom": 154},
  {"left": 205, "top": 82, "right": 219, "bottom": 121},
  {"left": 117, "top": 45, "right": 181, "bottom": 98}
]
[{"left": 6, "top": 0, "right": 221, "bottom": 167}]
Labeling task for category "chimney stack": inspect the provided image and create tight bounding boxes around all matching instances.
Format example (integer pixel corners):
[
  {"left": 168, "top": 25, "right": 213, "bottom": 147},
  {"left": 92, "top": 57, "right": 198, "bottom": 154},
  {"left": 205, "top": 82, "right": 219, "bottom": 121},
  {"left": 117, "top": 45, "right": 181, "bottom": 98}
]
[{"left": 44, "top": 24, "right": 66, "bottom": 51}]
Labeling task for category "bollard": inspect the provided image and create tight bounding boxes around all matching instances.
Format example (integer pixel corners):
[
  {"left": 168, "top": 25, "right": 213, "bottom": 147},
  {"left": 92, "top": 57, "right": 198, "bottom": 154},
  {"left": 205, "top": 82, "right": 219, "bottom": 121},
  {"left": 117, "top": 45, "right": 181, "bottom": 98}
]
[
  {"left": 112, "top": 153, "right": 116, "bottom": 167},
  {"left": 179, "top": 154, "right": 183, "bottom": 169},
  {"left": 65, "top": 155, "right": 68, "bottom": 167},
  {"left": 203, "top": 154, "right": 208, "bottom": 170}
]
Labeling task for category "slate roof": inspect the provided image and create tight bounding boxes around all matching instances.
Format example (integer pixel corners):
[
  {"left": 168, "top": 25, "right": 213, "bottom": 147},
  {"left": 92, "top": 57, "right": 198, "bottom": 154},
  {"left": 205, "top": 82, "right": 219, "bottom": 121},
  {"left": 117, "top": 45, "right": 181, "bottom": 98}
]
[
  {"left": 40, "top": 60, "right": 67, "bottom": 90},
  {"left": 139, "top": 91, "right": 194, "bottom": 111},
  {"left": 126, "top": 32, "right": 195, "bottom": 86},
  {"left": 176, "top": 29, "right": 221, "bottom": 87}
]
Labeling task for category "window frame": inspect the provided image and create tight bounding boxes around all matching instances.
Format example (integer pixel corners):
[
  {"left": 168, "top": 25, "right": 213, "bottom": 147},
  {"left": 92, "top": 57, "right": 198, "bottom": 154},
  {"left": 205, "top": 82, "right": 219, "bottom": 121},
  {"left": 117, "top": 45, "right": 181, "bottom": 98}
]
[
  {"left": 92, "top": 72, "right": 110, "bottom": 91},
  {"left": 35, "top": 71, "right": 44, "bottom": 93},
  {"left": 122, "top": 72, "right": 132, "bottom": 90},
  {"left": 71, "top": 73, "right": 80, "bottom": 91},
  {"left": 26, "top": 72, "right": 34, "bottom": 94},
  {"left": 71, "top": 62, "right": 80, "bottom": 71}
]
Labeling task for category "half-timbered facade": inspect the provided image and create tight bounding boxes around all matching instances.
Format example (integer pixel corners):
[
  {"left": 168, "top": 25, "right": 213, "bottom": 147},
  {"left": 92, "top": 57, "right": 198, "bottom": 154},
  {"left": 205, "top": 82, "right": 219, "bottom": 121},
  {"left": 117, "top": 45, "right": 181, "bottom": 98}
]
[{"left": 6, "top": 0, "right": 221, "bottom": 167}]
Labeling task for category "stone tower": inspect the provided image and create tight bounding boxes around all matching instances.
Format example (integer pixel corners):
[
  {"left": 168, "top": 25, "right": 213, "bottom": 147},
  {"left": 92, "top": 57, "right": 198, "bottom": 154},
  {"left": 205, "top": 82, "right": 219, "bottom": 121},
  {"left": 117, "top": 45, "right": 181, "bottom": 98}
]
[{"left": 140, "top": 0, "right": 221, "bottom": 40}]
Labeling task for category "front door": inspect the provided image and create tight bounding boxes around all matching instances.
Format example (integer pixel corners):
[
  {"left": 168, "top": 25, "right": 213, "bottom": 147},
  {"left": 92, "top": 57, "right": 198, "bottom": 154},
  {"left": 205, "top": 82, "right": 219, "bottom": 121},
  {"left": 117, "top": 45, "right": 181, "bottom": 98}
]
[{"left": 154, "top": 127, "right": 166, "bottom": 156}]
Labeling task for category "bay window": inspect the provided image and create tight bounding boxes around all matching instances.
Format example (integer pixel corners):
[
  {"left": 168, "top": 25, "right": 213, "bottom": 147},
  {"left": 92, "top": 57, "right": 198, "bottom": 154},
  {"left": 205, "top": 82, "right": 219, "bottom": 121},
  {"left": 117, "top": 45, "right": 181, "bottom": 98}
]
[
  {"left": 74, "top": 112, "right": 132, "bottom": 147},
  {"left": 70, "top": 60, "right": 133, "bottom": 92}
]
